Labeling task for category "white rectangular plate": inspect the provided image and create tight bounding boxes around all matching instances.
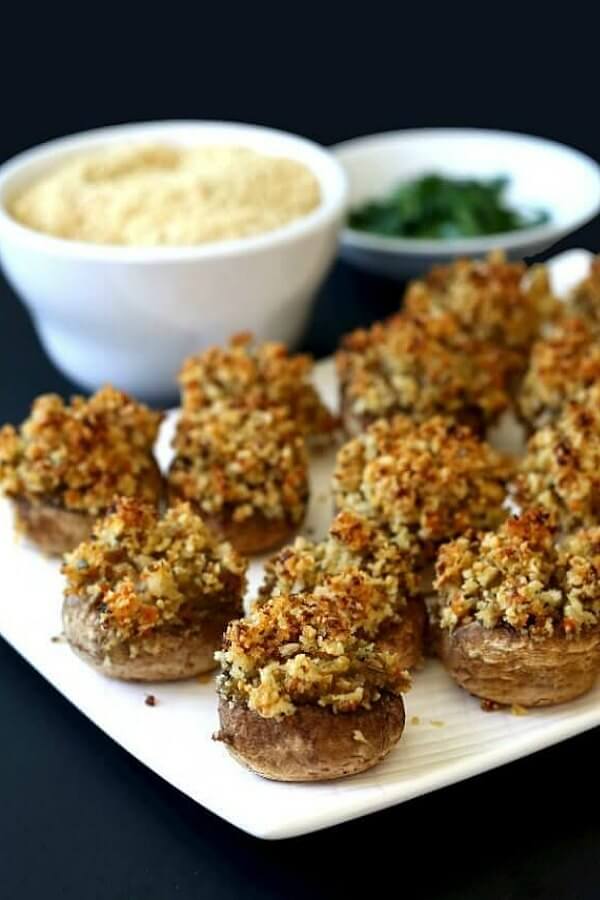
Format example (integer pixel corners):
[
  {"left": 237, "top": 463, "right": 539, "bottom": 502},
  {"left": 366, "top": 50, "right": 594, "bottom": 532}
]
[{"left": 1, "top": 249, "right": 598, "bottom": 840}]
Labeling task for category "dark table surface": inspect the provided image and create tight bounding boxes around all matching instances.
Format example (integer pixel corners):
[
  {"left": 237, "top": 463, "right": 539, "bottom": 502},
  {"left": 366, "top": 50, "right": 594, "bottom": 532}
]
[{"left": 1, "top": 224, "right": 599, "bottom": 900}]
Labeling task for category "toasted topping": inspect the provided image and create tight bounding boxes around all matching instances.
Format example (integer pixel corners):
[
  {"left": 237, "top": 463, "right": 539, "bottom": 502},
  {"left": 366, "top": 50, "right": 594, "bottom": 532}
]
[
  {"left": 217, "top": 571, "right": 411, "bottom": 717},
  {"left": 405, "top": 252, "right": 556, "bottom": 351},
  {"left": 259, "top": 509, "right": 421, "bottom": 604},
  {"left": 178, "top": 333, "right": 335, "bottom": 440},
  {"left": 517, "top": 317, "right": 600, "bottom": 429},
  {"left": 334, "top": 416, "right": 513, "bottom": 546},
  {"left": 434, "top": 509, "right": 600, "bottom": 635},
  {"left": 170, "top": 403, "right": 308, "bottom": 524},
  {"left": 514, "top": 397, "right": 600, "bottom": 529},
  {"left": 567, "top": 255, "right": 600, "bottom": 326},
  {"left": 62, "top": 499, "right": 247, "bottom": 643},
  {"left": 0, "top": 387, "right": 162, "bottom": 514},
  {"left": 336, "top": 313, "right": 513, "bottom": 427}
]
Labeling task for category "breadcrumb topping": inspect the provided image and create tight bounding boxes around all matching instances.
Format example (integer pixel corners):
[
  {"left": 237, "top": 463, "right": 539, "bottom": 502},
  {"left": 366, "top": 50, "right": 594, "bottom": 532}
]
[
  {"left": 170, "top": 403, "right": 308, "bottom": 524},
  {"left": 336, "top": 312, "right": 513, "bottom": 429},
  {"left": 405, "top": 252, "right": 556, "bottom": 352},
  {"left": 434, "top": 509, "right": 600, "bottom": 635},
  {"left": 217, "top": 571, "right": 411, "bottom": 717},
  {"left": 517, "top": 317, "right": 600, "bottom": 429},
  {"left": 178, "top": 332, "right": 335, "bottom": 440},
  {"left": 334, "top": 416, "right": 513, "bottom": 548},
  {"left": 567, "top": 255, "right": 600, "bottom": 327},
  {"left": 0, "top": 387, "right": 162, "bottom": 514},
  {"left": 514, "top": 397, "right": 600, "bottom": 529},
  {"left": 259, "top": 508, "right": 421, "bottom": 604},
  {"left": 63, "top": 498, "right": 247, "bottom": 644}
]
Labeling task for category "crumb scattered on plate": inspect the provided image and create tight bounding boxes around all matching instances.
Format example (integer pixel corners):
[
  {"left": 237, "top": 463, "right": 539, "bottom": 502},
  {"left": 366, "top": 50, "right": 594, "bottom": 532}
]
[{"left": 144, "top": 694, "right": 157, "bottom": 707}]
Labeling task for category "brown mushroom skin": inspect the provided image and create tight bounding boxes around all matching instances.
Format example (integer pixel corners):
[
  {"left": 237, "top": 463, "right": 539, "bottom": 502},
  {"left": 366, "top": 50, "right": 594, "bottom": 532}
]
[
  {"left": 201, "top": 510, "right": 304, "bottom": 557},
  {"left": 62, "top": 595, "right": 241, "bottom": 682},
  {"left": 377, "top": 599, "right": 426, "bottom": 670},
  {"left": 437, "top": 621, "right": 600, "bottom": 707},
  {"left": 12, "top": 461, "right": 163, "bottom": 557},
  {"left": 215, "top": 692, "right": 405, "bottom": 782},
  {"left": 13, "top": 498, "right": 96, "bottom": 557}
]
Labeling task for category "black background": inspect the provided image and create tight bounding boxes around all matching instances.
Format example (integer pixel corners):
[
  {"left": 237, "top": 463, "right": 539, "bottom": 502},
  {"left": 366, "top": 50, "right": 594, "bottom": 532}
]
[{"left": 1, "top": 12, "right": 599, "bottom": 899}]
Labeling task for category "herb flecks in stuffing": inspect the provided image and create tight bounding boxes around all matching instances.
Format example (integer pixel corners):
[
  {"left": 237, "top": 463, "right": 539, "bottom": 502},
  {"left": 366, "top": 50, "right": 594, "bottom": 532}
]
[
  {"left": 0, "top": 387, "right": 162, "bottom": 514},
  {"left": 434, "top": 509, "right": 600, "bottom": 636}
]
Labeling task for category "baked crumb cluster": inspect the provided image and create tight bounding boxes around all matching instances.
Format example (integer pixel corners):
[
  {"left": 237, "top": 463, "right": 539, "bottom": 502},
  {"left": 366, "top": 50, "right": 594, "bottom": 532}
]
[
  {"left": 63, "top": 499, "right": 247, "bottom": 643},
  {"left": 178, "top": 332, "right": 335, "bottom": 440},
  {"left": 336, "top": 313, "right": 513, "bottom": 430},
  {"left": 404, "top": 253, "right": 556, "bottom": 352},
  {"left": 170, "top": 404, "right": 308, "bottom": 525},
  {"left": 218, "top": 571, "right": 411, "bottom": 717},
  {"left": 434, "top": 509, "right": 600, "bottom": 635},
  {"left": 514, "top": 399, "right": 600, "bottom": 529},
  {"left": 259, "top": 508, "right": 421, "bottom": 604},
  {"left": 0, "top": 387, "right": 162, "bottom": 514},
  {"left": 334, "top": 416, "right": 513, "bottom": 548},
  {"left": 517, "top": 317, "right": 600, "bottom": 429},
  {"left": 567, "top": 255, "right": 600, "bottom": 326},
  {"left": 336, "top": 253, "right": 557, "bottom": 432}
]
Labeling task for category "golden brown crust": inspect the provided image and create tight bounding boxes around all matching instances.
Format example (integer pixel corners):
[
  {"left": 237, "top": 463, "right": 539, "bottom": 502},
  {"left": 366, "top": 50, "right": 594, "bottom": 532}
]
[
  {"left": 436, "top": 621, "right": 600, "bottom": 707},
  {"left": 178, "top": 332, "right": 336, "bottom": 441},
  {"left": 12, "top": 460, "right": 163, "bottom": 556},
  {"left": 61, "top": 499, "right": 247, "bottom": 680},
  {"left": 215, "top": 692, "right": 405, "bottom": 781},
  {"left": 0, "top": 386, "right": 162, "bottom": 514},
  {"left": 434, "top": 510, "right": 600, "bottom": 635},
  {"left": 334, "top": 416, "right": 513, "bottom": 551},
  {"left": 336, "top": 313, "right": 514, "bottom": 432},
  {"left": 63, "top": 594, "right": 239, "bottom": 681},
  {"left": 517, "top": 317, "right": 600, "bottom": 431},
  {"left": 512, "top": 398, "right": 600, "bottom": 530},
  {"left": 169, "top": 405, "right": 309, "bottom": 551},
  {"left": 567, "top": 255, "right": 600, "bottom": 327},
  {"left": 404, "top": 253, "right": 557, "bottom": 352}
]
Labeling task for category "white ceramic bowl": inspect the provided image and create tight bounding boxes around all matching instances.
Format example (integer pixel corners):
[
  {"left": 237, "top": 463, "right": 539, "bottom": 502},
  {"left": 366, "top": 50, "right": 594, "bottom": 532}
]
[
  {"left": 334, "top": 128, "right": 600, "bottom": 279},
  {"left": 0, "top": 121, "right": 347, "bottom": 400}
]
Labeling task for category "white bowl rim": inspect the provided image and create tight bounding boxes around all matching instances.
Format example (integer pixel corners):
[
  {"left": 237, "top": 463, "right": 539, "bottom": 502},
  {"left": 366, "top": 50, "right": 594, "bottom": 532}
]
[
  {"left": 0, "top": 120, "right": 348, "bottom": 263},
  {"left": 333, "top": 127, "right": 600, "bottom": 256}
]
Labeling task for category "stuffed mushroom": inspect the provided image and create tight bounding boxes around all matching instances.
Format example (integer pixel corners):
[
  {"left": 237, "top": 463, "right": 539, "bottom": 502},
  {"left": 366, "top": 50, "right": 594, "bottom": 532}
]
[
  {"left": 62, "top": 498, "right": 247, "bottom": 681},
  {"left": 215, "top": 571, "right": 410, "bottom": 781},
  {"left": 431, "top": 509, "right": 600, "bottom": 707},
  {"left": 0, "top": 387, "right": 162, "bottom": 555},
  {"left": 259, "top": 508, "right": 425, "bottom": 670},
  {"left": 169, "top": 403, "right": 309, "bottom": 555}
]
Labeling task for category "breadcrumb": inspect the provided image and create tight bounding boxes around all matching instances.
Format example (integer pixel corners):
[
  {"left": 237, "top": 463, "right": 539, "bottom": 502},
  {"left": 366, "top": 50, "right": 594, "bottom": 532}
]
[
  {"left": 336, "top": 312, "right": 515, "bottom": 432},
  {"left": 62, "top": 499, "right": 247, "bottom": 645},
  {"left": 567, "top": 255, "right": 600, "bottom": 327},
  {"left": 170, "top": 403, "right": 308, "bottom": 525},
  {"left": 217, "top": 571, "right": 411, "bottom": 718},
  {"left": 434, "top": 509, "right": 600, "bottom": 635},
  {"left": 0, "top": 387, "right": 162, "bottom": 514},
  {"left": 178, "top": 332, "right": 335, "bottom": 441},
  {"left": 513, "top": 396, "right": 600, "bottom": 529},
  {"left": 334, "top": 416, "right": 513, "bottom": 551},
  {"left": 517, "top": 317, "right": 600, "bottom": 430},
  {"left": 405, "top": 251, "right": 556, "bottom": 352},
  {"left": 259, "top": 508, "right": 421, "bottom": 606}
]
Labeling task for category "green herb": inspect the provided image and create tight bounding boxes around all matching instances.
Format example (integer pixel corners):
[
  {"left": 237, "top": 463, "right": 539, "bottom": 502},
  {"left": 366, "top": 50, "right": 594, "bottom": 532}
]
[{"left": 348, "top": 174, "right": 550, "bottom": 239}]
